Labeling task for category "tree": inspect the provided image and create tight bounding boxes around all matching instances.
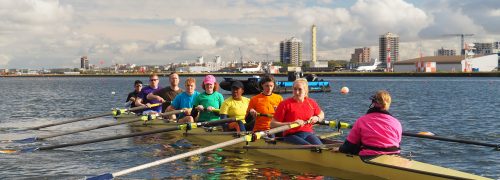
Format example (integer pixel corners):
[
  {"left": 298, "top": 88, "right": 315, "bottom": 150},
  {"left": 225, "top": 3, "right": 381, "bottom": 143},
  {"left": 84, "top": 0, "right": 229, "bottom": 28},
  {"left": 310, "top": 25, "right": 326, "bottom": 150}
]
[{"left": 328, "top": 60, "right": 348, "bottom": 68}]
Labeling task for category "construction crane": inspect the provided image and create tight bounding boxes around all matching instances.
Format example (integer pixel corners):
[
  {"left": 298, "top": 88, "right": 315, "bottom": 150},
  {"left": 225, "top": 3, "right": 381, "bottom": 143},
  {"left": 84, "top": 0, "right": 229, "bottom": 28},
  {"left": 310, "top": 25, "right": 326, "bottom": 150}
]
[
  {"left": 238, "top": 47, "right": 243, "bottom": 70},
  {"left": 444, "top": 34, "right": 474, "bottom": 55}
]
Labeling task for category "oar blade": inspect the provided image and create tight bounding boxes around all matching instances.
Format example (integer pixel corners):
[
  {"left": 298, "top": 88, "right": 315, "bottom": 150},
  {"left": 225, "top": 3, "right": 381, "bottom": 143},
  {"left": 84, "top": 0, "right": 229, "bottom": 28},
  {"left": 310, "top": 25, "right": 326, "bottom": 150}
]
[
  {"left": 0, "top": 147, "right": 40, "bottom": 154},
  {"left": 86, "top": 173, "right": 114, "bottom": 180},
  {"left": 19, "top": 147, "right": 39, "bottom": 153},
  {"left": 0, "top": 149, "right": 19, "bottom": 154},
  {"left": 13, "top": 137, "right": 38, "bottom": 144}
]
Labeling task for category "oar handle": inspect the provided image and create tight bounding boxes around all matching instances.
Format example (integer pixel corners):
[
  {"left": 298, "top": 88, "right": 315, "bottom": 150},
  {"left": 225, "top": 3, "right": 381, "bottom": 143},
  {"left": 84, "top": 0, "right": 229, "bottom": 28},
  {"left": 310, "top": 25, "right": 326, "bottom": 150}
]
[{"left": 402, "top": 132, "right": 499, "bottom": 149}]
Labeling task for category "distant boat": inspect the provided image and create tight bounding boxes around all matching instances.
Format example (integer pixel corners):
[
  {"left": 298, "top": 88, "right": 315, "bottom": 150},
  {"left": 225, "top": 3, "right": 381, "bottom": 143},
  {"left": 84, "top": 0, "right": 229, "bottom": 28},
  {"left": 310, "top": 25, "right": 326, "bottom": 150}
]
[{"left": 220, "top": 73, "right": 331, "bottom": 95}]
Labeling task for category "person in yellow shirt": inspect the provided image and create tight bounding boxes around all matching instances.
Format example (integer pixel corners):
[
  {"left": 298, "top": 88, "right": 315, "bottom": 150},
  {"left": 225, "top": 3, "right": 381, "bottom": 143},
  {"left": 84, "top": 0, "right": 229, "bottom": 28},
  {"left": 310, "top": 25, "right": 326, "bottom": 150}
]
[
  {"left": 219, "top": 81, "right": 250, "bottom": 131},
  {"left": 247, "top": 75, "right": 283, "bottom": 132}
]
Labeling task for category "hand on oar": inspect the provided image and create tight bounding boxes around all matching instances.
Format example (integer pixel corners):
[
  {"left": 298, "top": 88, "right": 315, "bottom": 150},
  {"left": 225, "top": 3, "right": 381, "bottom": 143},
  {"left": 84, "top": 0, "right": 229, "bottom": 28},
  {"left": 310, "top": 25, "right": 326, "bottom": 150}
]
[
  {"left": 317, "top": 120, "right": 499, "bottom": 150},
  {"left": 86, "top": 121, "right": 303, "bottom": 180},
  {"left": 0, "top": 117, "right": 237, "bottom": 154},
  {"left": 24, "top": 103, "right": 163, "bottom": 131},
  {"left": 256, "top": 113, "right": 273, "bottom": 118},
  {"left": 1, "top": 110, "right": 186, "bottom": 144},
  {"left": 317, "top": 120, "right": 352, "bottom": 130}
]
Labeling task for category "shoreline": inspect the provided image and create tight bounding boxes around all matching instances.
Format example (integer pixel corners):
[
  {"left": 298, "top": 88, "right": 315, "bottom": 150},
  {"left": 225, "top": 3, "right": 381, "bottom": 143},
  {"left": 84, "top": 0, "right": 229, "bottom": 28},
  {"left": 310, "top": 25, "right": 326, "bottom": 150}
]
[{"left": 1, "top": 72, "right": 500, "bottom": 77}]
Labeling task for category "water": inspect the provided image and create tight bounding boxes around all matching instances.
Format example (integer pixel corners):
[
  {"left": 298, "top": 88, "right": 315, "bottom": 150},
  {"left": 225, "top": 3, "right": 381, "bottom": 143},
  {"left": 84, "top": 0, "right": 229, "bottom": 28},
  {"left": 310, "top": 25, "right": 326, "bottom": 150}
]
[{"left": 0, "top": 76, "right": 498, "bottom": 179}]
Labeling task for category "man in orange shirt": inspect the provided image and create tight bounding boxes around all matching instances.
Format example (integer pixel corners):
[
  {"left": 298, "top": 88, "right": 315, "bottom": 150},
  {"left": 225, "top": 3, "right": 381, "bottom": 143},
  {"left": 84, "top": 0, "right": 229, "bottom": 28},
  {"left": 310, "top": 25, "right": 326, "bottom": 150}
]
[{"left": 247, "top": 75, "right": 283, "bottom": 131}]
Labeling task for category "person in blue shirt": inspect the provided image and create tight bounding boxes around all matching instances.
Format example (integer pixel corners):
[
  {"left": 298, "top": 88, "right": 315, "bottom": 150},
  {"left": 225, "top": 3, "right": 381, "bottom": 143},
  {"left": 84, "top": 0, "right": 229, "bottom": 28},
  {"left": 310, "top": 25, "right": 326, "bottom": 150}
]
[{"left": 166, "top": 77, "right": 199, "bottom": 123}]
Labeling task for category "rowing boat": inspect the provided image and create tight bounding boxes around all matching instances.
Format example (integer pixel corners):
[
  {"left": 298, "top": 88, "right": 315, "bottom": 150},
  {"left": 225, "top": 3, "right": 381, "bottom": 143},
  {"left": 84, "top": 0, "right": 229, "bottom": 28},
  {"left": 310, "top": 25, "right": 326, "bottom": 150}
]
[{"left": 113, "top": 113, "right": 491, "bottom": 180}]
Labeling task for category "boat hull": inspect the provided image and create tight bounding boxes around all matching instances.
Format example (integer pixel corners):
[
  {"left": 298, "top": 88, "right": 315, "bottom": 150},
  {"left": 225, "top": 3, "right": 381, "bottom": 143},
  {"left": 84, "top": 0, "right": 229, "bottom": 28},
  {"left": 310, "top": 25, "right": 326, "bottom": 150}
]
[{"left": 115, "top": 116, "right": 491, "bottom": 180}]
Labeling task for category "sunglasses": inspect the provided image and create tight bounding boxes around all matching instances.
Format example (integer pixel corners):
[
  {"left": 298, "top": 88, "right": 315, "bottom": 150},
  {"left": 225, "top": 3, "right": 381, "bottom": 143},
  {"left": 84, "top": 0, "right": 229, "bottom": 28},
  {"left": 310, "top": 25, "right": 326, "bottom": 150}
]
[
  {"left": 135, "top": 85, "right": 142, "bottom": 87},
  {"left": 150, "top": 79, "right": 158, "bottom": 81}
]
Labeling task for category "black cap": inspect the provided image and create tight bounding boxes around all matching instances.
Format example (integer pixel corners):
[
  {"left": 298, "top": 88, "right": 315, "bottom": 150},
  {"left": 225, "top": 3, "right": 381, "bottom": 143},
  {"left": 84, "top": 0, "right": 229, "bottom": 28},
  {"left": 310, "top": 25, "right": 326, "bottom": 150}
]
[
  {"left": 231, "top": 81, "right": 244, "bottom": 89},
  {"left": 134, "top": 80, "right": 143, "bottom": 85}
]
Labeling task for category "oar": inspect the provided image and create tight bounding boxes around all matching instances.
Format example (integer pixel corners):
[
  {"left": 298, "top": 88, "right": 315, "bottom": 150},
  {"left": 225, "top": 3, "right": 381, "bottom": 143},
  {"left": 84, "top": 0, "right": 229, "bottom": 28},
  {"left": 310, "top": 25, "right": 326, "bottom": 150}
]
[
  {"left": 402, "top": 132, "right": 499, "bottom": 150},
  {"left": 318, "top": 120, "right": 499, "bottom": 150},
  {"left": 0, "top": 118, "right": 236, "bottom": 154},
  {"left": 86, "top": 121, "right": 302, "bottom": 180},
  {"left": 2, "top": 110, "right": 186, "bottom": 144},
  {"left": 24, "top": 103, "right": 162, "bottom": 130}
]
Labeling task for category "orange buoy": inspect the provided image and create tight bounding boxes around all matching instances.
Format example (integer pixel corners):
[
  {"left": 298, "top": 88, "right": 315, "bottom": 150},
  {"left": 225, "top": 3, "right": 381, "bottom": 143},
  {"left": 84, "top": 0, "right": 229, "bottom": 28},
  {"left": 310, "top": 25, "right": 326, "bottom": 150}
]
[{"left": 340, "top": 87, "right": 349, "bottom": 94}]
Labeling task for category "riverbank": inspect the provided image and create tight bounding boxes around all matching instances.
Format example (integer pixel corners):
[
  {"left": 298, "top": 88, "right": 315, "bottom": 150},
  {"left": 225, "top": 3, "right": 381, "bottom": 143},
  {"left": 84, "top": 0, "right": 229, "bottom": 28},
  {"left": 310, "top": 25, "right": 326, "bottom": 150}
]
[{"left": 2, "top": 72, "right": 500, "bottom": 77}]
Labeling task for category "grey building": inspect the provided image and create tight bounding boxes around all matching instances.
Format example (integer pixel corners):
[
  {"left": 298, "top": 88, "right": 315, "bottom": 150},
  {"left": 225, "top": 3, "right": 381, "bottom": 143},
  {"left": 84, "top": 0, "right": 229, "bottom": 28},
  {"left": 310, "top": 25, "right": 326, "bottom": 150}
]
[
  {"left": 379, "top": 32, "right": 399, "bottom": 70},
  {"left": 280, "top": 37, "right": 303, "bottom": 67},
  {"left": 473, "top": 43, "right": 493, "bottom": 55},
  {"left": 436, "top": 47, "right": 456, "bottom": 56},
  {"left": 80, "top": 56, "right": 89, "bottom": 70}
]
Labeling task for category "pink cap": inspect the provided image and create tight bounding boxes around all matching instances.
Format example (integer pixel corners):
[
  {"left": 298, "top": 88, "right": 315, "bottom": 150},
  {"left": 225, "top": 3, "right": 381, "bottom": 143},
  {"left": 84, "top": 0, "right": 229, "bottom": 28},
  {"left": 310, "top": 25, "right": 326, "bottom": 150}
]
[{"left": 203, "top": 75, "right": 216, "bottom": 84}]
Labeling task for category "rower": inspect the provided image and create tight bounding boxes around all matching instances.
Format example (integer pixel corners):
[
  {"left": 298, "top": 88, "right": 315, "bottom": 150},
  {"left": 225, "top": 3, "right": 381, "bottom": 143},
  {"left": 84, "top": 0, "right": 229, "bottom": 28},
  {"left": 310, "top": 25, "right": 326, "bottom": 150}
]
[
  {"left": 219, "top": 81, "right": 249, "bottom": 132},
  {"left": 271, "top": 78, "right": 325, "bottom": 145},
  {"left": 165, "top": 78, "right": 199, "bottom": 123},
  {"left": 135, "top": 73, "right": 162, "bottom": 114},
  {"left": 338, "top": 90, "right": 402, "bottom": 156},
  {"left": 193, "top": 75, "right": 224, "bottom": 122},
  {"left": 147, "top": 72, "right": 183, "bottom": 114},
  {"left": 125, "top": 80, "right": 143, "bottom": 111},
  {"left": 246, "top": 75, "right": 283, "bottom": 132}
]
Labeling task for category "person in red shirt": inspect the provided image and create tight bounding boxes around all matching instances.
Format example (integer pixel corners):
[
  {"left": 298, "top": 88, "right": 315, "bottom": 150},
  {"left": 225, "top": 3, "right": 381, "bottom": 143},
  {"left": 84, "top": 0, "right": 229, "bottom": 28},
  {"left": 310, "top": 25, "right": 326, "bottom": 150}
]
[
  {"left": 339, "top": 90, "right": 402, "bottom": 156},
  {"left": 271, "top": 78, "right": 325, "bottom": 145}
]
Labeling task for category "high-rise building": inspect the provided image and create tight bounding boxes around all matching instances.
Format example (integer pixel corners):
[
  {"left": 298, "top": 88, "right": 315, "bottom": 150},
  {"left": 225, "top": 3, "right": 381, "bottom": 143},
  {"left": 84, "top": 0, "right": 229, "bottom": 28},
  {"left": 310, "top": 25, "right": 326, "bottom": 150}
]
[
  {"left": 351, "top": 47, "right": 371, "bottom": 63},
  {"left": 280, "top": 37, "right": 303, "bottom": 66},
  {"left": 80, "top": 56, "right": 89, "bottom": 70},
  {"left": 379, "top": 32, "right": 399, "bottom": 71},
  {"left": 436, "top": 47, "right": 456, "bottom": 56}
]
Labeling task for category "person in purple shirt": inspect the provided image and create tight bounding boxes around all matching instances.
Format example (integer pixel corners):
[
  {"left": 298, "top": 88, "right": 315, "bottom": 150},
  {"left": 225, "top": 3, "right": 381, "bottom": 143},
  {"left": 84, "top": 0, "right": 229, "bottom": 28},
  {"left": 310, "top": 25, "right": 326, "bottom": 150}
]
[{"left": 135, "top": 73, "right": 162, "bottom": 113}]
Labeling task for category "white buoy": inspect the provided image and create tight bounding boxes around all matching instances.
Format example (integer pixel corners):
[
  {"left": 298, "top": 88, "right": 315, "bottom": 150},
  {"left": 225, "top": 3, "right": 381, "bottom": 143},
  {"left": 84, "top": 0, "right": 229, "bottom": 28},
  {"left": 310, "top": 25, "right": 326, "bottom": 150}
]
[
  {"left": 340, "top": 87, "right": 349, "bottom": 94},
  {"left": 111, "top": 91, "right": 116, "bottom": 95}
]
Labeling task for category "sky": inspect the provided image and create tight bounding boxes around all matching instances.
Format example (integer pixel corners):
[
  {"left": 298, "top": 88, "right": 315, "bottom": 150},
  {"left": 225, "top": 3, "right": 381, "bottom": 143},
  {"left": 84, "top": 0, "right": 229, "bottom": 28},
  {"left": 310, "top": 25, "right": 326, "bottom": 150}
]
[{"left": 1, "top": 0, "right": 499, "bottom": 69}]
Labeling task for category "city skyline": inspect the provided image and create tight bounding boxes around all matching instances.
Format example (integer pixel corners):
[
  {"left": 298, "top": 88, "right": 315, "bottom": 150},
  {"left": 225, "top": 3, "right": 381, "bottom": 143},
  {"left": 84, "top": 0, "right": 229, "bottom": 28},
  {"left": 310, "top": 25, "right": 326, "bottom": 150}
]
[{"left": 1, "top": 0, "right": 500, "bottom": 69}]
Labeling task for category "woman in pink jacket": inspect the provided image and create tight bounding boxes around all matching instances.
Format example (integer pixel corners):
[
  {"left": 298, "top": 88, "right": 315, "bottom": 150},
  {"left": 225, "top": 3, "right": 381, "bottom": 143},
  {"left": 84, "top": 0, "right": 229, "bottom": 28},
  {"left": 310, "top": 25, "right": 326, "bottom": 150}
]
[{"left": 339, "top": 90, "right": 402, "bottom": 156}]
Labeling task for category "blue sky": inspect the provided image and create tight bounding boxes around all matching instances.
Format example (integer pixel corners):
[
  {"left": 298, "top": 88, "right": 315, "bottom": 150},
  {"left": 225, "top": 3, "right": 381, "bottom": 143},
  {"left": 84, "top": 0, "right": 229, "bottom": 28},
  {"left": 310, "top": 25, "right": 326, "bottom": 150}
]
[{"left": 0, "top": 0, "right": 499, "bottom": 69}]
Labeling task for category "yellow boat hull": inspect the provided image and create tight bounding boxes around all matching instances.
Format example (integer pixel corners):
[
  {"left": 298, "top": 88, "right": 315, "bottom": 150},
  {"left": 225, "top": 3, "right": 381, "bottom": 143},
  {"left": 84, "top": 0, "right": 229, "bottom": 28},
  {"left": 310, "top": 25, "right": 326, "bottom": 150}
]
[{"left": 115, "top": 115, "right": 491, "bottom": 180}]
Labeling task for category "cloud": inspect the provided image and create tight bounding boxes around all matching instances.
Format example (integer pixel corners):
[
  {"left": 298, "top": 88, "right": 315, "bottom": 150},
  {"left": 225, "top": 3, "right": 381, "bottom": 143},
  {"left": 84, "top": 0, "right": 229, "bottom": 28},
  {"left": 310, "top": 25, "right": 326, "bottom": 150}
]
[
  {"left": 290, "top": 0, "right": 430, "bottom": 51},
  {"left": 0, "top": 0, "right": 73, "bottom": 34},
  {"left": 490, "top": 9, "right": 500, "bottom": 16},
  {"left": 0, "top": 54, "right": 10, "bottom": 66},
  {"left": 118, "top": 43, "right": 140, "bottom": 54},
  {"left": 180, "top": 26, "right": 217, "bottom": 50},
  {"left": 418, "top": 2, "right": 486, "bottom": 38},
  {"left": 350, "top": 0, "right": 429, "bottom": 39},
  {"left": 174, "top": 18, "right": 193, "bottom": 27},
  {"left": 1, "top": 0, "right": 499, "bottom": 68}
]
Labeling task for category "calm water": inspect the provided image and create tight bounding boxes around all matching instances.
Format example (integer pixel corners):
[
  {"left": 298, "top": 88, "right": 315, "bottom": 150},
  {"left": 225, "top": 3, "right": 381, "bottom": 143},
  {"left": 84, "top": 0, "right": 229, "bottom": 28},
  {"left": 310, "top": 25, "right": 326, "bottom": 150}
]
[{"left": 0, "top": 76, "right": 498, "bottom": 179}]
